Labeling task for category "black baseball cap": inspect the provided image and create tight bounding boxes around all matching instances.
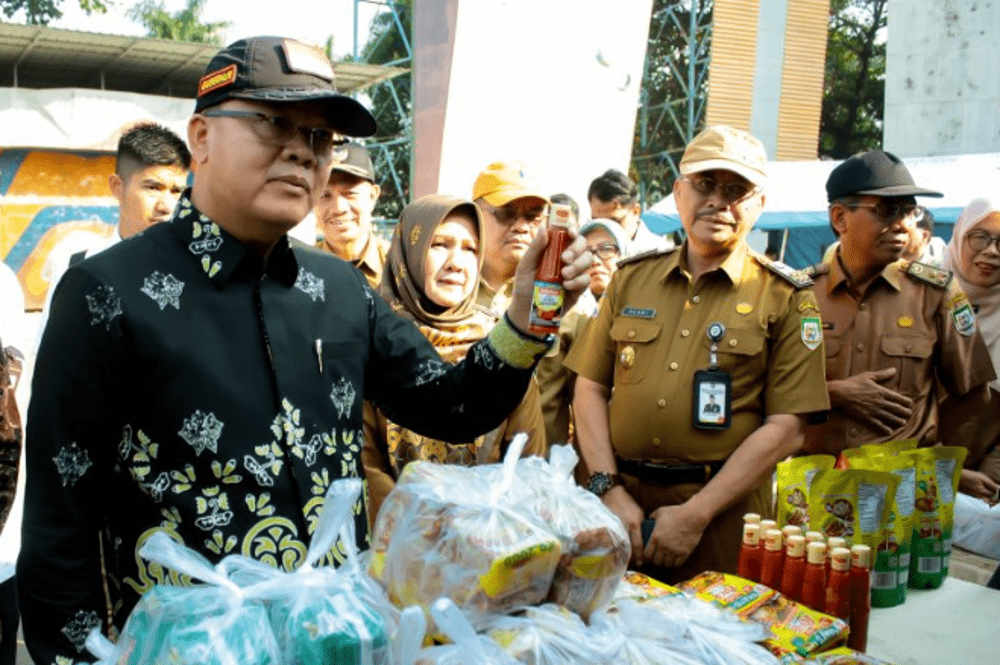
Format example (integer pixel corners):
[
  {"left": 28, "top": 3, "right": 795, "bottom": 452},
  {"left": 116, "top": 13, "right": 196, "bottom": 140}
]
[
  {"left": 330, "top": 142, "right": 376, "bottom": 182},
  {"left": 826, "top": 150, "right": 942, "bottom": 202},
  {"left": 195, "top": 36, "right": 377, "bottom": 138}
]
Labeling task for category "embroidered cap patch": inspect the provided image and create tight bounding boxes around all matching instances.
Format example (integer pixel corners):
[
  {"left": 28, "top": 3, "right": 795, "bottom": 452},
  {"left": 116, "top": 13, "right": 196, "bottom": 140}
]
[{"left": 198, "top": 64, "right": 237, "bottom": 97}]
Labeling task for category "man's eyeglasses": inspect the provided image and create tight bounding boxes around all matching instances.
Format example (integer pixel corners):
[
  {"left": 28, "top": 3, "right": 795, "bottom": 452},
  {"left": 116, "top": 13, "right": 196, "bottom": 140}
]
[
  {"left": 588, "top": 243, "right": 620, "bottom": 260},
  {"left": 846, "top": 201, "right": 923, "bottom": 223},
  {"left": 488, "top": 204, "right": 548, "bottom": 226},
  {"left": 201, "top": 110, "right": 348, "bottom": 158},
  {"left": 966, "top": 231, "right": 1000, "bottom": 253},
  {"left": 681, "top": 176, "right": 760, "bottom": 205}
]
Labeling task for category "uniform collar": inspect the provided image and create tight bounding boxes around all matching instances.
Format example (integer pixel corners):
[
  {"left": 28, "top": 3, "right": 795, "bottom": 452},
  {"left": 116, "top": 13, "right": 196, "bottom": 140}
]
[
  {"left": 662, "top": 240, "right": 750, "bottom": 285},
  {"left": 354, "top": 231, "right": 386, "bottom": 277},
  {"left": 827, "top": 250, "right": 904, "bottom": 295},
  {"left": 171, "top": 190, "right": 299, "bottom": 288}
]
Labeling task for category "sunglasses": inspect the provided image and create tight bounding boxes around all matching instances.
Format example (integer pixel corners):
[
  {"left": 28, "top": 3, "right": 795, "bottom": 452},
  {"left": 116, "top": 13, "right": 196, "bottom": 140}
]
[
  {"left": 202, "top": 110, "right": 348, "bottom": 158},
  {"left": 681, "top": 176, "right": 760, "bottom": 205},
  {"left": 488, "top": 205, "right": 548, "bottom": 225},
  {"left": 847, "top": 202, "right": 923, "bottom": 223}
]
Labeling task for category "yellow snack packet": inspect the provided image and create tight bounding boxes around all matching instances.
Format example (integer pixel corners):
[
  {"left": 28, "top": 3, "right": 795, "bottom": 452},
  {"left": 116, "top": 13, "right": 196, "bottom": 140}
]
[
  {"left": 748, "top": 593, "right": 849, "bottom": 660},
  {"left": 909, "top": 446, "right": 967, "bottom": 588},
  {"left": 835, "top": 438, "right": 918, "bottom": 468},
  {"left": 807, "top": 469, "right": 898, "bottom": 553},
  {"left": 676, "top": 571, "right": 777, "bottom": 618},
  {"left": 777, "top": 455, "right": 836, "bottom": 529}
]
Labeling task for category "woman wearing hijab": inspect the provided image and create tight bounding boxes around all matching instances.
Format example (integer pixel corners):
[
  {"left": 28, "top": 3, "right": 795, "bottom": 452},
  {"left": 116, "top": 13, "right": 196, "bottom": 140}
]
[
  {"left": 944, "top": 197, "right": 1000, "bottom": 502},
  {"left": 362, "top": 195, "right": 546, "bottom": 524}
]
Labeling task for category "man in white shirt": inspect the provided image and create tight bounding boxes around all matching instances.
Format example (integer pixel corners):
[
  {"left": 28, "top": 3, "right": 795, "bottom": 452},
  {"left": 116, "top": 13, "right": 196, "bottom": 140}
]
[{"left": 588, "top": 168, "right": 671, "bottom": 256}]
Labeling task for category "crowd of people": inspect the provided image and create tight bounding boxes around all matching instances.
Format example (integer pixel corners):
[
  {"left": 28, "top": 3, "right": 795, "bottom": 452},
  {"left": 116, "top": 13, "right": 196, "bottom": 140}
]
[{"left": 1, "top": 35, "right": 998, "bottom": 663}]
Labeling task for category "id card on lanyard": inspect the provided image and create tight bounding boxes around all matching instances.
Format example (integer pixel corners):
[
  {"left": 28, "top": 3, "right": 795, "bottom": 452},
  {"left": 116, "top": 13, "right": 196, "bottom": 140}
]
[{"left": 693, "top": 322, "right": 732, "bottom": 430}]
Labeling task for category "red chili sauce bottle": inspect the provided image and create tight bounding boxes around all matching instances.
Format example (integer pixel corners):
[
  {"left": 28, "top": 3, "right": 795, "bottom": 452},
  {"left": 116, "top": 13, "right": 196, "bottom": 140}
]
[
  {"left": 801, "top": 541, "right": 827, "bottom": 611},
  {"left": 780, "top": 535, "right": 807, "bottom": 602},
  {"left": 760, "top": 529, "right": 785, "bottom": 590},
  {"left": 848, "top": 544, "right": 872, "bottom": 653},
  {"left": 738, "top": 523, "right": 763, "bottom": 582},
  {"left": 528, "top": 204, "right": 573, "bottom": 335},
  {"left": 825, "top": 547, "right": 853, "bottom": 621}
]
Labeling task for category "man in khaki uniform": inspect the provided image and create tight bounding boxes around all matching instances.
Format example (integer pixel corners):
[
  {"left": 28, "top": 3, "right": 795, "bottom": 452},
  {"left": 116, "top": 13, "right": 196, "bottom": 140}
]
[
  {"left": 566, "top": 126, "right": 829, "bottom": 582},
  {"left": 315, "top": 142, "right": 387, "bottom": 287},
  {"left": 803, "top": 151, "right": 994, "bottom": 455},
  {"left": 472, "top": 161, "right": 549, "bottom": 316}
]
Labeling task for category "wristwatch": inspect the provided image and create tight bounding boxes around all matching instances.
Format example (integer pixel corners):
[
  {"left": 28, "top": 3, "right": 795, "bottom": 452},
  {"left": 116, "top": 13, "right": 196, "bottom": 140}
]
[{"left": 586, "top": 471, "right": 622, "bottom": 497}]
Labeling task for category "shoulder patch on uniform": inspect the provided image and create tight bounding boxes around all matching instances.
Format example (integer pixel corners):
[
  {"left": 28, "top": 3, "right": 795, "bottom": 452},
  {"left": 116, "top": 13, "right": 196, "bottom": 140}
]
[
  {"left": 616, "top": 245, "right": 678, "bottom": 268},
  {"left": 905, "top": 261, "right": 952, "bottom": 289},
  {"left": 754, "top": 254, "right": 814, "bottom": 288}
]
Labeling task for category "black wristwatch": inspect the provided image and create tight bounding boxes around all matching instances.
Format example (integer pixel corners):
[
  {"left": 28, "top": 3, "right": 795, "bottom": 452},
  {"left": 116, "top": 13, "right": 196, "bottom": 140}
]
[{"left": 586, "top": 471, "right": 622, "bottom": 497}]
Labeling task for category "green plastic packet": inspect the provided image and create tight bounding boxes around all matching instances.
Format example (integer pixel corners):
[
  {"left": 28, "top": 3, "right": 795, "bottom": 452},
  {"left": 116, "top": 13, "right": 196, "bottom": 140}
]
[
  {"left": 776, "top": 455, "right": 835, "bottom": 529},
  {"left": 807, "top": 469, "right": 898, "bottom": 555},
  {"left": 909, "top": 446, "right": 967, "bottom": 588},
  {"left": 847, "top": 451, "right": 917, "bottom": 607}
]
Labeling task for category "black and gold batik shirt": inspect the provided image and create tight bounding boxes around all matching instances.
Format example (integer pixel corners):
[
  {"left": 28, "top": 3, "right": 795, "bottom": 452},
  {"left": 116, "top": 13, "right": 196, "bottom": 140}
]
[{"left": 18, "top": 192, "right": 549, "bottom": 664}]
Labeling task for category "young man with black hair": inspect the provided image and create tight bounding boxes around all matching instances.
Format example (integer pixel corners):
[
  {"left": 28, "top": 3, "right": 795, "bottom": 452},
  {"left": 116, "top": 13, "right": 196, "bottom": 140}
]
[{"left": 587, "top": 168, "right": 670, "bottom": 255}]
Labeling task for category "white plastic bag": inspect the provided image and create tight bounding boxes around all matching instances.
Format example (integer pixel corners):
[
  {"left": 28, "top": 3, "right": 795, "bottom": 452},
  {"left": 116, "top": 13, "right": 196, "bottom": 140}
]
[
  {"left": 953, "top": 491, "right": 1000, "bottom": 560},
  {"left": 413, "top": 599, "right": 520, "bottom": 665}
]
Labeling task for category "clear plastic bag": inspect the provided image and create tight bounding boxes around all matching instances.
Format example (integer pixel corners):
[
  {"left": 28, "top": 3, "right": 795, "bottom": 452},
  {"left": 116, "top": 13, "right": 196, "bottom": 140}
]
[
  {"left": 368, "top": 435, "right": 561, "bottom": 617},
  {"left": 511, "top": 445, "right": 630, "bottom": 618},
  {"left": 413, "top": 599, "right": 520, "bottom": 665},
  {"left": 113, "top": 531, "right": 281, "bottom": 665},
  {"left": 480, "top": 603, "right": 624, "bottom": 665}
]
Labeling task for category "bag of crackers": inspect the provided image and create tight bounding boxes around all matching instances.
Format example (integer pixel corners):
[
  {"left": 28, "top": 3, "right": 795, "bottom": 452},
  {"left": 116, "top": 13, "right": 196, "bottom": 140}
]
[{"left": 368, "top": 435, "right": 561, "bottom": 620}]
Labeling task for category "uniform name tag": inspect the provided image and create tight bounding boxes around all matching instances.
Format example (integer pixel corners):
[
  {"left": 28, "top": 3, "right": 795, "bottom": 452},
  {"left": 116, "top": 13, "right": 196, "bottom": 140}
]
[{"left": 622, "top": 307, "right": 656, "bottom": 318}]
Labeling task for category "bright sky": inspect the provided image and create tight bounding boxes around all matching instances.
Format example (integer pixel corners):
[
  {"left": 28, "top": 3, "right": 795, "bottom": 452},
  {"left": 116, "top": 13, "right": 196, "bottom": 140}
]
[{"left": 47, "top": 0, "right": 379, "bottom": 58}]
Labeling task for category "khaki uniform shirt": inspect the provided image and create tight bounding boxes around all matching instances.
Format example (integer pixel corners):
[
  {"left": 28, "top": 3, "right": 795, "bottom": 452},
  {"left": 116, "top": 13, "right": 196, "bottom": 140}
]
[
  {"left": 476, "top": 276, "right": 515, "bottom": 318},
  {"left": 317, "top": 233, "right": 388, "bottom": 289},
  {"left": 804, "top": 257, "right": 996, "bottom": 455},
  {"left": 565, "top": 242, "right": 830, "bottom": 465}
]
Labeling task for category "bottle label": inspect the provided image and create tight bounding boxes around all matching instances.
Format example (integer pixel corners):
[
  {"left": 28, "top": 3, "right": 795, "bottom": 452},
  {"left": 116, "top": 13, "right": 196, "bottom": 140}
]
[{"left": 529, "top": 280, "right": 564, "bottom": 334}]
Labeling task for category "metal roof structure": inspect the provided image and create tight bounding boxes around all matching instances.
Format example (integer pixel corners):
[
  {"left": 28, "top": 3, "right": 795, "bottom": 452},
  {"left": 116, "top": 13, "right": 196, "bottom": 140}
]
[{"left": 0, "top": 22, "right": 406, "bottom": 98}]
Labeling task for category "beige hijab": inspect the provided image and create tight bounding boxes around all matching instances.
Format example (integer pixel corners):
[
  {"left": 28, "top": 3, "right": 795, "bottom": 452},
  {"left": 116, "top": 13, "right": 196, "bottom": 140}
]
[
  {"left": 944, "top": 197, "right": 1000, "bottom": 389},
  {"left": 379, "top": 194, "right": 496, "bottom": 363}
]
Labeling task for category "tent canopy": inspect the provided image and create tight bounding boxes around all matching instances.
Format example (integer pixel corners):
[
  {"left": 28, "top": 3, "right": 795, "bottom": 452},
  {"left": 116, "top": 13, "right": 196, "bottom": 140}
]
[{"left": 642, "top": 152, "right": 1000, "bottom": 235}]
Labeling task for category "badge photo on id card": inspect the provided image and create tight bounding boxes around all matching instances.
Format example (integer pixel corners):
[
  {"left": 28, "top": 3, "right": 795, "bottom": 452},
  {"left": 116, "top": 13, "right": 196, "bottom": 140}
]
[{"left": 693, "top": 369, "right": 731, "bottom": 430}]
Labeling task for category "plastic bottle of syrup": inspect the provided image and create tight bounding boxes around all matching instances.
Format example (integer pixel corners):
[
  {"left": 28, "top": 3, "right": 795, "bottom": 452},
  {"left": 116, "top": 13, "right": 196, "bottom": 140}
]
[
  {"left": 738, "top": 523, "right": 763, "bottom": 582},
  {"left": 528, "top": 204, "right": 573, "bottom": 335},
  {"left": 848, "top": 544, "right": 872, "bottom": 653},
  {"left": 760, "top": 529, "right": 785, "bottom": 589},
  {"left": 825, "top": 547, "right": 853, "bottom": 620},
  {"left": 780, "top": 535, "right": 807, "bottom": 602},
  {"left": 801, "top": 541, "right": 828, "bottom": 611}
]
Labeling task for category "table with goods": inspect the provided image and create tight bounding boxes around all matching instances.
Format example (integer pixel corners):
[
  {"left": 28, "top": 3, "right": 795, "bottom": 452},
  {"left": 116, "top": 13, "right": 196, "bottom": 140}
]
[{"left": 72, "top": 437, "right": 991, "bottom": 664}]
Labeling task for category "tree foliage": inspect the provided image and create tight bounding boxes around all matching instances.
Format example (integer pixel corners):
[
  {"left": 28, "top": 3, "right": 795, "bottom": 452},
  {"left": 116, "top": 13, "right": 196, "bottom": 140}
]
[
  {"left": 127, "top": 0, "right": 230, "bottom": 45},
  {"left": 819, "top": 0, "right": 887, "bottom": 158},
  {"left": 358, "top": 0, "right": 411, "bottom": 220},
  {"left": 2, "top": 0, "right": 106, "bottom": 26}
]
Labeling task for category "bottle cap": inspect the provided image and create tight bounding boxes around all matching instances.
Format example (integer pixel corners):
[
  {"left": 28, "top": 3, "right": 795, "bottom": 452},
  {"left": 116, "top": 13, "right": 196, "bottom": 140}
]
[
  {"left": 742, "top": 523, "right": 761, "bottom": 546},
  {"left": 548, "top": 203, "right": 574, "bottom": 229},
  {"left": 785, "top": 535, "right": 806, "bottom": 558},
  {"left": 806, "top": 541, "right": 827, "bottom": 565},
  {"left": 760, "top": 519, "right": 778, "bottom": 532},
  {"left": 828, "top": 537, "right": 847, "bottom": 552},
  {"left": 805, "top": 531, "right": 825, "bottom": 544},
  {"left": 851, "top": 544, "right": 872, "bottom": 569},
  {"left": 743, "top": 512, "right": 762, "bottom": 525},
  {"left": 781, "top": 525, "right": 803, "bottom": 539},
  {"left": 764, "top": 529, "right": 783, "bottom": 552},
  {"left": 831, "top": 547, "right": 852, "bottom": 571}
]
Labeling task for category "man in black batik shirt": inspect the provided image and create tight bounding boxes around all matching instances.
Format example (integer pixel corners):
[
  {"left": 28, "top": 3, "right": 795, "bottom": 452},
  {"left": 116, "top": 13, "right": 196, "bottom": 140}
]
[{"left": 18, "top": 36, "right": 591, "bottom": 663}]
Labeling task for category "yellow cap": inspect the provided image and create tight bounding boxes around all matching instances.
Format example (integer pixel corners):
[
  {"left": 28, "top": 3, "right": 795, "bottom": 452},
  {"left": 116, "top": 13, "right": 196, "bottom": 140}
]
[
  {"left": 679, "top": 125, "right": 768, "bottom": 186},
  {"left": 831, "top": 547, "right": 852, "bottom": 572},
  {"left": 764, "top": 529, "right": 783, "bottom": 552},
  {"left": 806, "top": 541, "right": 827, "bottom": 565},
  {"left": 472, "top": 161, "right": 548, "bottom": 207}
]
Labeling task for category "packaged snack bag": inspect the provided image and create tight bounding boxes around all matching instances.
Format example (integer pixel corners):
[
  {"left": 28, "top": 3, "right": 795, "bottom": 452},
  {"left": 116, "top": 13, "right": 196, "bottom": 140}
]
[
  {"left": 807, "top": 469, "right": 898, "bottom": 556},
  {"left": 777, "top": 456, "right": 836, "bottom": 529},
  {"left": 369, "top": 436, "right": 561, "bottom": 617},
  {"left": 845, "top": 451, "right": 917, "bottom": 606},
  {"left": 804, "top": 645, "right": 896, "bottom": 664},
  {"left": 675, "top": 571, "right": 777, "bottom": 619},
  {"left": 747, "top": 593, "right": 848, "bottom": 661},
  {"left": 113, "top": 532, "right": 281, "bottom": 665},
  {"left": 513, "top": 446, "right": 630, "bottom": 618},
  {"left": 611, "top": 571, "right": 683, "bottom": 602},
  {"left": 835, "top": 439, "right": 918, "bottom": 469},
  {"left": 908, "top": 446, "right": 967, "bottom": 588}
]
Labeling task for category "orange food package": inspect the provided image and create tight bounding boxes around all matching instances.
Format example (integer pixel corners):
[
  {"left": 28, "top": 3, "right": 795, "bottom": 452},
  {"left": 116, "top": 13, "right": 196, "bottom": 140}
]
[{"left": 675, "top": 571, "right": 777, "bottom": 618}]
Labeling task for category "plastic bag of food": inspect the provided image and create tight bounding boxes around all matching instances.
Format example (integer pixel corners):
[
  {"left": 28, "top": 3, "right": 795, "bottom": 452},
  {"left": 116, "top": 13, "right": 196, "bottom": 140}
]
[
  {"left": 611, "top": 571, "right": 684, "bottom": 603},
  {"left": 510, "top": 445, "right": 629, "bottom": 618},
  {"left": 807, "top": 469, "right": 898, "bottom": 554},
  {"left": 909, "top": 446, "right": 967, "bottom": 588},
  {"left": 112, "top": 531, "right": 280, "bottom": 665},
  {"left": 369, "top": 435, "right": 561, "bottom": 617},
  {"left": 803, "top": 646, "right": 895, "bottom": 664},
  {"left": 481, "top": 603, "right": 623, "bottom": 665},
  {"left": 777, "top": 456, "right": 836, "bottom": 529},
  {"left": 844, "top": 450, "right": 918, "bottom": 606},
  {"left": 413, "top": 599, "right": 520, "bottom": 665},
  {"left": 953, "top": 491, "right": 1000, "bottom": 560}
]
